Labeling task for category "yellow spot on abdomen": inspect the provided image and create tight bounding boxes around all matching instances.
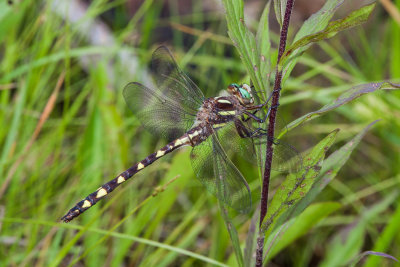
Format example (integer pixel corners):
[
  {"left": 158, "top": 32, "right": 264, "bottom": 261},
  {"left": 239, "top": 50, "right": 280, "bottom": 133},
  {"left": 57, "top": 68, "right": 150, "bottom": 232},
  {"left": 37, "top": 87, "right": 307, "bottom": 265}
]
[
  {"left": 174, "top": 139, "right": 183, "bottom": 146},
  {"left": 175, "top": 137, "right": 189, "bottom": 146},
  {"left": 137, "top": 163, "right": 144, "bottom": 170},
  {"left": 213, "top": 123, "right": 227, "bottom": 129},
  {"left": 218, "top": 110, "right": 236, "bottom": 116},
  {"left": 156, "top": 150, "right": 166, "bottom": 157},
  {"left": 96, "top": 188, "right": 108, "bottom": 198},
  {"left": 82, "top": 200, "right": 91, "bottom": 208},
  {"left": 117, "top": 176, "right": 125, "bottom": 184},
  {"left": 188, "top": 131, "right": 200, "bottom": 139},
  {"left": 217, "top": 99, "right": 232, "bottom": 104}
]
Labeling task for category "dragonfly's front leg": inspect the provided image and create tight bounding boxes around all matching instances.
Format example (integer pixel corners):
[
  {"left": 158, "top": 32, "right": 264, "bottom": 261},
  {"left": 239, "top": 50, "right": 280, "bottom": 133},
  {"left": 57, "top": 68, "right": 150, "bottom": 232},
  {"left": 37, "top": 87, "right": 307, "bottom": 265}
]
[
  {"left": 246, "top": 87, "right": 281, "bottom": 111},
  {"left": 242, "top": 110, "right": 259, "bottom": 122},
  {"left": 243, "top": 104, "right": 279, "bottom": 124},
  {"left": 247, "top": 127, "right": 268, "bottom": 138},
  {"left": 235, "top": 119, "right": 270, "bottom": 140},
  {"left": 234, "top": 119, "right": 252, "bottom": 138}
]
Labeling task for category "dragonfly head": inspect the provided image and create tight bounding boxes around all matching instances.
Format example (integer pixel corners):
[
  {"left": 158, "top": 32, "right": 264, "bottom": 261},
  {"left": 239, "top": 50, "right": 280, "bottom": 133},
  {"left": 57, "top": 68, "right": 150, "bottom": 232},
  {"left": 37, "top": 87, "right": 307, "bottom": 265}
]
[{"left": 227, "top": 83, "right": 254, "bottom": 106}]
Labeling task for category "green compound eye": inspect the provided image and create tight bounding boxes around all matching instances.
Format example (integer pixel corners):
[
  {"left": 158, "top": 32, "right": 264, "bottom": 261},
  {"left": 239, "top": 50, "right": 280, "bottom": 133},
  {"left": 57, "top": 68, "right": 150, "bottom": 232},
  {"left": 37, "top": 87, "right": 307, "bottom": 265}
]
[
  {"left": 229, "top": 83, "right": 239, "bottom": 88},
  {"left": 239, "top": 87, "right": 251, "bottom": 99}
]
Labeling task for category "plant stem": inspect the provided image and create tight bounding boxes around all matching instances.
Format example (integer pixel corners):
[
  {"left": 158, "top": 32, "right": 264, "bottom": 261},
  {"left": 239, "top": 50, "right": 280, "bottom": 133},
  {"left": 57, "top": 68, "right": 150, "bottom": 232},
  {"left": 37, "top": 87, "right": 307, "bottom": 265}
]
[{"left": 255, "top": 1, "right": 295, "bottom": 266}]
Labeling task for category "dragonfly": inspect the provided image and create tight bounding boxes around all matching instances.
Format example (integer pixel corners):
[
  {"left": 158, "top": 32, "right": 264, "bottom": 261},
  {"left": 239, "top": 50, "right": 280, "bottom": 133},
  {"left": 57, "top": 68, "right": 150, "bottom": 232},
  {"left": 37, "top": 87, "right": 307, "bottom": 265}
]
[{"left": 61, "top": 46, "right": 302, "bottom": 222}]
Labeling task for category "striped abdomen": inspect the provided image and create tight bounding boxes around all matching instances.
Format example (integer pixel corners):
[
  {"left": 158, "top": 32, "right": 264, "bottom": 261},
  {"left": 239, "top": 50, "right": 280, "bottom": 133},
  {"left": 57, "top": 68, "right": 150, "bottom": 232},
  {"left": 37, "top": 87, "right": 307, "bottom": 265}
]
[{"left": 61, "top": 131, "right": 200, "bottom": 223}]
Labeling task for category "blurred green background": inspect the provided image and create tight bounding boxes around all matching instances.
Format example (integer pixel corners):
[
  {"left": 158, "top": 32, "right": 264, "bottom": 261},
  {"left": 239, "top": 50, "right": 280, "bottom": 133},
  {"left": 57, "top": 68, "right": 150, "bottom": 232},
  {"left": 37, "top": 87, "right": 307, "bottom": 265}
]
[{"left": 0, "top": 0, "right": 399, "bottom": 266}]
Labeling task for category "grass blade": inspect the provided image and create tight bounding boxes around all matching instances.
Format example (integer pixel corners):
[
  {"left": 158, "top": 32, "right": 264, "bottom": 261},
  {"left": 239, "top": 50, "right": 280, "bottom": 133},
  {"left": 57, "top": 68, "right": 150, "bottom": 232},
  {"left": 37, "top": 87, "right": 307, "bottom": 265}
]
[
  {"left": 320, "top": 191, "right": 398, "bottom": 267},
  {"left": 218, "top": 201, "right": 244, "bottom": 267},
  {"left": 244, "top": 205, "right": 260, "bottom": 266},
  {"left": 256, "top": 1, "right": 272, "bottom": 94},
  {"left": 269, "top": 120, "right": 379, "bottom": 242},
  {"left": 266, "top": 202, "right": 341, "bottom": 259},
  {"left": 280, "top": 3, "right": 376, "bottom": 70},
  {"left": 363, "top": 201, "right": 400, "bottom": 266},
  {"left": 279, "top": 82, "right": 400, "bottom": 138},
  {"left": 282, "top": 0, "right": 345, "bottom": 84},
  {"left": 221, "top": 0, "right": 270, "bottom": 98},
  {"left": 261, "top": 129, "right": 339, "bottom": 233},
  {"left": 273, "top": 0, "right": 287, "bottom": 27}
]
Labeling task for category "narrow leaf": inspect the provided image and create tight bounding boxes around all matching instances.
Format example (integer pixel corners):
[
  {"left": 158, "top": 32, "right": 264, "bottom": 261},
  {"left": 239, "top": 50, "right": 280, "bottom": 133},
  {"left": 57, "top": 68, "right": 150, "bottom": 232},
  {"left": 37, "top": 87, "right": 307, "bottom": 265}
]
[
  {"left": 262, "top": 121, "right": 379, "bottom": 260},
  {"left": 261, "top": 129, "right": 339, "bottom": 233},
  {"left": 320, "top": 192, "right": 398, "bottom": 267},
  {"left": 282, "top": 0, "right": 345, "bottom": 84},
  {"left": 218, "top": 201, "right": 244, "bottom": 267},
  {"left": 256, "top": 1, "right": 272, "bottom": 94},
  {"left": 353, "top": 251, "right": 399, "bottom": 267},
  {"left": 273, "top": 0, "right": 287, "bottom": 27},
  {"left": 279, "top": 82, "right": 400, "bottom": 138},
  {"left": 294, "top": 0, "right": 345, "bottom": 43},
  {"left": 280, "top": 3, "right": 376, "bottom": 69},
  {"left": 273, "top": 120, "right": 378, "bottom": 231},
  {"left": 221, "top": 0, "right": 270, "bottom": 99},
  {"left": 363, "top": 202, "right": 400, "bottom": 267},
  {"left": 267, "top": 202, "right": 341, "bottom": 259},
  {"left": 244, "top": 205, "right": 260, "bottom": 266}
]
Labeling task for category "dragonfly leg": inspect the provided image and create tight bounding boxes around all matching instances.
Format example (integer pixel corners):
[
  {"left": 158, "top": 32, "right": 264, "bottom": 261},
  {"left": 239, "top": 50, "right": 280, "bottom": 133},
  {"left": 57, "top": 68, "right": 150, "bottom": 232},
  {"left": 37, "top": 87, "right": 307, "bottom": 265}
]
[
  {"left": 247, "top": 127, "right": 267, "bottom": 138},
  {"left": 234, "top": 119, "right": 252, "bottom": 138},
  {"left": 243, "top": 110, "right": 264, "bottom": 123},
  {"left": 243, "top": 104, "right": 280, "bottom": 123},
  {"left": 246, "top": 87, "right": 281, "bottom": 110},
  {"left": 243, "top": 110, "right": 259, "bottom": 122},
  {"left": 247, "top": 129, "right": 281, "bottom": 147},
  {"left": 235, "top": 119, "right": 270, "bottom": 139}
]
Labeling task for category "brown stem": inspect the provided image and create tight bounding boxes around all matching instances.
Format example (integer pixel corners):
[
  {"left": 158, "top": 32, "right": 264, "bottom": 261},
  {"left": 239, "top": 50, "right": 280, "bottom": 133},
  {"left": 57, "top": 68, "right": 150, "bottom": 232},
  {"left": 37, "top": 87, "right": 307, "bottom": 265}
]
[{"left": 255, "top": 1, "right": 295, "bottom": 266}]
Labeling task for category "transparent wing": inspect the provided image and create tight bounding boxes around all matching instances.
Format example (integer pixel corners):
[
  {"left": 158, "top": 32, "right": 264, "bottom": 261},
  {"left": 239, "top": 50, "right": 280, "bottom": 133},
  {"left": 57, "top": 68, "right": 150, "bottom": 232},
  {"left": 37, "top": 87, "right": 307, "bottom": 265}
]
[
  {"left": 190, "top": 134, "right": 252, "bottom": 213},
  {"left": 243, "top": 88, "right": 302, "bottom": 172},
  {"left": 123, "top": 82, "right": 197, "bottom": 139},
  {"left": 150, "top": 46, "right": 205, "bottom": 106},
  {"left": 217, "top": 119, "right": 303, "bottom": 173},
  {"left": 123, "top": 46, "right": 205, "bottom": 140},
  {"left": 217, "top": 121, "right": 258, "bottom": 164},
  {"left": 272, "top": 138, "right": 303, "bottom": 172},
  {"left": 253, "top": 136, "right": 303, "bottom": 173}
]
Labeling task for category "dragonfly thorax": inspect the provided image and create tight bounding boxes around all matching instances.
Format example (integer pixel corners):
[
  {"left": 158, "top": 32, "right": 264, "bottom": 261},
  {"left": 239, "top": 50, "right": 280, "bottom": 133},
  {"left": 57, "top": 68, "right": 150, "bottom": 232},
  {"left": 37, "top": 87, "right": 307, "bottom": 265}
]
[
  {"left": 192, "top": 95, "right": 246, "bottom": 133},
  {"left": 192, "top": 84, "right": 254, "bottom": 132}
]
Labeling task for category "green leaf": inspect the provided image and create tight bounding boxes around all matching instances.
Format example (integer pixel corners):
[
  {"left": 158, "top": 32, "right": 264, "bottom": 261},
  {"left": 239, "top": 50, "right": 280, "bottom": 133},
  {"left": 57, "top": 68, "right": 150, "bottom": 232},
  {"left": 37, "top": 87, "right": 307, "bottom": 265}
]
[
  {"left": 269, "top": 120, "right": 378, "bottom": 240},
  {"left": 267, "top": 202, "right": 341, "bottom": 259},
  {"left": 363, "top": 202, "right": 400, "bottom": 267},
  {"left": 280, "top": 3, "right": 376, "bottom": 71},
  {"left": 262, "top": 120, "right": 382, "bottom": 265},
  {"left": 278, "top": 82, "right": 400, "bottom": 138},
  {"left": 320, "top": 191, "right": 398, "bottom": 267},
  {"left": 273, "top": 0, "right": 287, "bottom": 27},
  {"left": 218, "top": 201, "right": 244, "bottom": 267},
  {"left": 221, "top": 0, "right": 270, "bottom": 99},
  {"left": 282, "top": 0, "right": 345, "bottom": 84},
  {"left": 55, "top": 220, "right": 229, "bottom": 267},
  {"left": 353, "top": 251, "right": 399, "bottom": 267},
  {"left": 261, "top": 129, "right": 339, "bottom": 233},
  {"left": 256, "top": 1, "right": 272, "bottom": 94},
  {"left": 244, "top": 205, "right": 260, "bottom": 266},
  {"left": 0, "top": 82, "right": 27, "bottom": 176},
  {"left": 294, "top": 0, "right": 345, "bottom": 43}
]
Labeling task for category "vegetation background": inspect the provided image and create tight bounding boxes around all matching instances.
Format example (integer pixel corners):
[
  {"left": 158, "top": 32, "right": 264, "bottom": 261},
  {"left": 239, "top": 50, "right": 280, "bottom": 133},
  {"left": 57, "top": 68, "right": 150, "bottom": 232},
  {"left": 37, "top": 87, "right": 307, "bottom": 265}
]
[{"left": 0, "top": 0, "right": 399, "bottom": 266}]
